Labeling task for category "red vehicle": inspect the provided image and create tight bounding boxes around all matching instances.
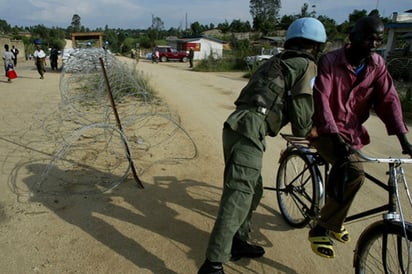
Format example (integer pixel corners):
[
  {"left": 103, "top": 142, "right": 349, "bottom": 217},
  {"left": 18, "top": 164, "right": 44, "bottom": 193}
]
[{"left": 154, "top": 46, "right": 189, "bottom": 62}]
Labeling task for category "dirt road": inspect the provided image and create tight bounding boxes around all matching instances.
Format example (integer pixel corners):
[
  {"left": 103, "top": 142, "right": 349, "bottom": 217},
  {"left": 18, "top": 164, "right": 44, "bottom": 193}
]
[{"left": 0, "top": 56, "right": 411, "bottom": 274}]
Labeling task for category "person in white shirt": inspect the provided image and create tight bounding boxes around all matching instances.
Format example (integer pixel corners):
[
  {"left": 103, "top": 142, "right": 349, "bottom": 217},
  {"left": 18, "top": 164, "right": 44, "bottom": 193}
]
[
  {"left": 33, "top": 43, "right": 46, "bottom": 79},
  {"left": 2, "top": 44, "right": 15, "bottom": 82}
]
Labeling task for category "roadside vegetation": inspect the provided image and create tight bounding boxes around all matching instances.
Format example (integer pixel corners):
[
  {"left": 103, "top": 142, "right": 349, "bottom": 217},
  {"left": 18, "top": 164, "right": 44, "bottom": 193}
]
[
  {"left": 0, "top": 3, "right": 396, "bottom": 64},
  {"left": 1, "top": 1, "right": 410, "bottom": 115}
]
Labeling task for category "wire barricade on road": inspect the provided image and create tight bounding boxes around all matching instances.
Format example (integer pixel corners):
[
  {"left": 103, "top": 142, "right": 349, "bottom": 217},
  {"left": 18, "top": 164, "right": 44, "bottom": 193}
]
[{"left": 24, "top": 48, "right": 198, "bottom": 196}]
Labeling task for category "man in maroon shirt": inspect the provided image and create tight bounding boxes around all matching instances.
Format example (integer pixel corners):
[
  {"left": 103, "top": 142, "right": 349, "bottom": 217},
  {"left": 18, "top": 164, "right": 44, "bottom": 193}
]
[{"left": 308, "top": 15, "right": 412, "bottom": 259}]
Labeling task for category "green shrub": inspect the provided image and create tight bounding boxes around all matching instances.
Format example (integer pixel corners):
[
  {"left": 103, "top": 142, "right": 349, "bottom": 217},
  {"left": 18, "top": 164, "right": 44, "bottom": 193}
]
[{"left": 195, "top": 49, "right": 249, "bottom": 72}]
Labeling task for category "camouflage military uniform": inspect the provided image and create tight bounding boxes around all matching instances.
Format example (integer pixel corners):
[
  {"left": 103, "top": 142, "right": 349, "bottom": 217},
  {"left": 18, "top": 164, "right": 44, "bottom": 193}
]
[{"left": 205, "top": 50, "right": 317, "bottom": 263}]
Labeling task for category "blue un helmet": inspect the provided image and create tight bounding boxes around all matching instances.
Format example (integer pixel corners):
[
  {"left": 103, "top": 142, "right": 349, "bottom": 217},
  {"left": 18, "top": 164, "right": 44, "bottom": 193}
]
[{"left": 286, "top": 17, "right": 327, "bottom": 43}]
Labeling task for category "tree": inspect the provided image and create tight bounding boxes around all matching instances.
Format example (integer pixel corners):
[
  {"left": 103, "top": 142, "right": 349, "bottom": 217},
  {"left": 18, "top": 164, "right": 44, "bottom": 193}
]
[
  {"left": 104, "top": 26, "right": 120, "bottom": 51},
  {"left": 30, "top": 24, "right": 50, "bottom": 41},
  {"left": 249, "top": 0, "right": 281, "bottom": 34},
  {"left": 150, "top": 15, "right": 164, "bottom": 41},
  {"left": 317, "top": 15, "right": 342, "bottom": 42},
  {"left": 337, "top": 9, "right": 368, "bottom": 35},
  {"left": 348, "top": 9, "right": 368, "bottom": 23},
  {"left": 0, "top": 19, "right": 11, "bottom": 34},
  {"left": 166, "top": 27, "right": 181, "bottom": 37},
  {"left": 300, "top": 3, "right": 316, "bottom": 18},
  {"left": 71, "top": 14, "right": 81, "bottom": 32},
  {"left": 217, "top": 20, "right": 230, "bottom": 34},
  {"left": 138, "top": 35, "right": 152, "bottom": 49},
  {"left": 279, "top": 14, "right": 297, "bottom": 29},
  {"left": 368, "top": 9, "right": 380, "bottom": 17},
  {"left": 190, "top": 21, "right": 202, "bottom": 35},
  {"left": 229, "top": 19, "right": 252, "bottom": 33},
  {"left": 151, "top": 16, "right": 164, "bottom": 31}
]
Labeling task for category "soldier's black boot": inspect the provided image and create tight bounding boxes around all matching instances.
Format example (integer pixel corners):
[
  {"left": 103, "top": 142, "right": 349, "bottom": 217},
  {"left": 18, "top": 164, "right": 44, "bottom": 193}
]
[
  {"left": 198, "top": 259, "right": 225, "bottom": 274},
  {"left": 231, "top": 235, "right": 265, "bottom": 261}
]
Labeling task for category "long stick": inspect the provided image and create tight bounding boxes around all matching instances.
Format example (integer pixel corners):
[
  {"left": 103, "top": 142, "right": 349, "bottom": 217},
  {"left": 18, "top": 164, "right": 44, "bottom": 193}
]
[{"left": 99, "top": 57, "right": 144, "bottom": 189}]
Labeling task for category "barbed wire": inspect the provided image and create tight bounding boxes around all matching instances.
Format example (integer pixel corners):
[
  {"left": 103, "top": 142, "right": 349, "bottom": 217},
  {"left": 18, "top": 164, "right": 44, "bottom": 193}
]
[{"left": 13, "top": 48, "right": 198, "bottom": 197}]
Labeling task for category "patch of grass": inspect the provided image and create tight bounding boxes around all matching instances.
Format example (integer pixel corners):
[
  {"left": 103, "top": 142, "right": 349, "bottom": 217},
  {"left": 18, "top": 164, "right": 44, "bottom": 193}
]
[{"left": 194, "top": 49, "right": 249, "bottom": 73}]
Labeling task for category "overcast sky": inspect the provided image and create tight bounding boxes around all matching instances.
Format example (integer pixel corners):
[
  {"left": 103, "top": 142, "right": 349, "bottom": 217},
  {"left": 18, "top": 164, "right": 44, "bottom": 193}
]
[{"left": 1, "top": 0, "right": 410, "bottom": 30}]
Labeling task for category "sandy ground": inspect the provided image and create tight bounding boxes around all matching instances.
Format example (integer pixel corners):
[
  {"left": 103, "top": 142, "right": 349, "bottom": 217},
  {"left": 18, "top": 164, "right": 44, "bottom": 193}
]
[{"left": 0, "top": 53, "right": 411, "bottom": 274}]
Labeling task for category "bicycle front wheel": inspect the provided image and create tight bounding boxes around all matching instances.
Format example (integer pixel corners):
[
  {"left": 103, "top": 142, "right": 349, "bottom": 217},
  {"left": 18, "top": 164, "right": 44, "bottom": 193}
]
[
  {"left": 276, "top": 148, "right": 321, "bottom": 228},
  {"left": 355, "top": 221, "right": 412, "bottom": 274}
]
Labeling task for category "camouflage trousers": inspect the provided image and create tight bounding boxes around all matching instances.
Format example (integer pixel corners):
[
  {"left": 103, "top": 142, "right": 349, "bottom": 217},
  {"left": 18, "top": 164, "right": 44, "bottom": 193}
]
[{"left": 205, "top": 127, "right": 264, "bottom": 263}]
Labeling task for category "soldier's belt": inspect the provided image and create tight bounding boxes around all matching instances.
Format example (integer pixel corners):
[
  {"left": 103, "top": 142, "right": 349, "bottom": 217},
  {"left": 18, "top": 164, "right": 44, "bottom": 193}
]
[{"left": 257, "top": 106, "right": 268, "bottom": 115}]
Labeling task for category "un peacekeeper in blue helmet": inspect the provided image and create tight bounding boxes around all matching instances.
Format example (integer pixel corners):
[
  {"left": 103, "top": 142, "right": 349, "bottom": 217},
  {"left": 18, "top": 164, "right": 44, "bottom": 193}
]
[{"left": 198, "top": 17, "right": 327, "bottom": 274}]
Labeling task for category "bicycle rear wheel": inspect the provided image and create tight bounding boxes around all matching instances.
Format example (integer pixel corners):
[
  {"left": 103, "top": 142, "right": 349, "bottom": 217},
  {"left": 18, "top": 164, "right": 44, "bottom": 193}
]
[
  {"left": 355, "top": 220, "right": 412, "bottom": 274},
  {"left": 276, "top": 148, "right": 321, "bottom": 228}
]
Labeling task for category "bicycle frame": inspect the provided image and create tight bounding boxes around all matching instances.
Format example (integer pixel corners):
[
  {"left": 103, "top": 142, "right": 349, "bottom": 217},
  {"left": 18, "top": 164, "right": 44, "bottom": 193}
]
[
  {"left": 345, "top": 151, "right": 412, "bottom": 224},
  {"left": 276, "top": 133, "right": 412, "bottom": 224},
  {"left": 274, "top": 134, "right": 412, "bottom": 272},
  {"left": 345, "top": 167, "right": 399, "bottom": 222},
  {"left": 350, "top": 152, "right": 412, "bottom": 273}
]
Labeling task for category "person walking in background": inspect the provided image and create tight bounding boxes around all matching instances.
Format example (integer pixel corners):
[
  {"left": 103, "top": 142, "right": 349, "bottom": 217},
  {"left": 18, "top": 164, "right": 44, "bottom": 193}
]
[
  {"left": 152, "top": 48, "right": 159, "bottom": 63},
  {"left": 11, "top": 45, "right": 19, "bottom": 67},
  {"left": 189, "top": 47, "right": 194, "bottom": 68},
  {"left": 33, "top": 43, "right": 46, "bottom": 79},
  {"left": 50, "top": 46, "right": 59, "bottom": 71},
  {"left": 3, "top": 44, "right": 15, "bottom": 82},
  {"left": 197, "top": 17, "right": 327, "bottom": 274},
  {"left": 308, "top": 15, "right": 412, "bottom": 259}
]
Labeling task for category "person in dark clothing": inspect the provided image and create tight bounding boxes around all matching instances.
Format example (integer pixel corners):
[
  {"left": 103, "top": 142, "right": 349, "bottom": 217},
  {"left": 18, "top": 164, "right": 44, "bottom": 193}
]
[
  {"left": 11, "top": 45, "right": 19, "bottom": 67},
  {"left": 189, "top": 47, "right": 194, "bottom": 68},
  {"left": 50, "top": 46, "right": 59, "bottom": 70}
]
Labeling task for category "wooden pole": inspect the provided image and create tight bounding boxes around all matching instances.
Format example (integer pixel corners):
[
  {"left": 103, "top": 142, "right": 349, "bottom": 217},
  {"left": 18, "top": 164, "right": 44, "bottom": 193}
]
[{"left": 99, "top": 57, "right": 144, "bottom": 189}]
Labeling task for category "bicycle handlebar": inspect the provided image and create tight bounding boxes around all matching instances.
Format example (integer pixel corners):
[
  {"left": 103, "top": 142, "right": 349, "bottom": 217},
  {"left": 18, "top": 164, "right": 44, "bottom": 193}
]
[
  {"left": 350, "top": 149, "right": 412, "bottom": 164},
  {"left": 280, "top": 133, "right": 412, "bottom": 165}
]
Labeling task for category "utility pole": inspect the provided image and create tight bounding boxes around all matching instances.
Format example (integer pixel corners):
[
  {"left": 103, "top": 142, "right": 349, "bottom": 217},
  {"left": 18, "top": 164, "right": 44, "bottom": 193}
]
[{"left": 185, "top": 12, "right": 188, "bottom": 32}]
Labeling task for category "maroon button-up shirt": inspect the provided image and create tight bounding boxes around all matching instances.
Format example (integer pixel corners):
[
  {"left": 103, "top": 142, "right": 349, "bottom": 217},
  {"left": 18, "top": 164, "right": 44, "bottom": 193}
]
[{"left": 313, "top": 45, "right": 408, "bottom": 149}]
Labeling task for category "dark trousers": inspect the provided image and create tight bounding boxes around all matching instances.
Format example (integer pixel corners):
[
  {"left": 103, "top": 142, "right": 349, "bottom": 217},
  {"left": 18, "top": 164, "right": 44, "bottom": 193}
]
[
  {"left": 36, "top": 59, "right": 45, "bottom": 76},
  {"left": 311, "top": 136, "right": 364, "bottom": 232}
]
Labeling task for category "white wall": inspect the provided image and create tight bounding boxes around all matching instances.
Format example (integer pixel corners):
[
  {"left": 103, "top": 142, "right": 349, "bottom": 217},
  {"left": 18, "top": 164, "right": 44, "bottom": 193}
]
[{"left": 197, "top": 38, "right": 223, "bottom": 60}]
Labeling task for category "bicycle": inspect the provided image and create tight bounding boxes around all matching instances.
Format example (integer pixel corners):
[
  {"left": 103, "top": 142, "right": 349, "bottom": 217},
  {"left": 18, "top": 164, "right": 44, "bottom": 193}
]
[{"left": 265, "top": 133, "right": 412, "bottom": 273}]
